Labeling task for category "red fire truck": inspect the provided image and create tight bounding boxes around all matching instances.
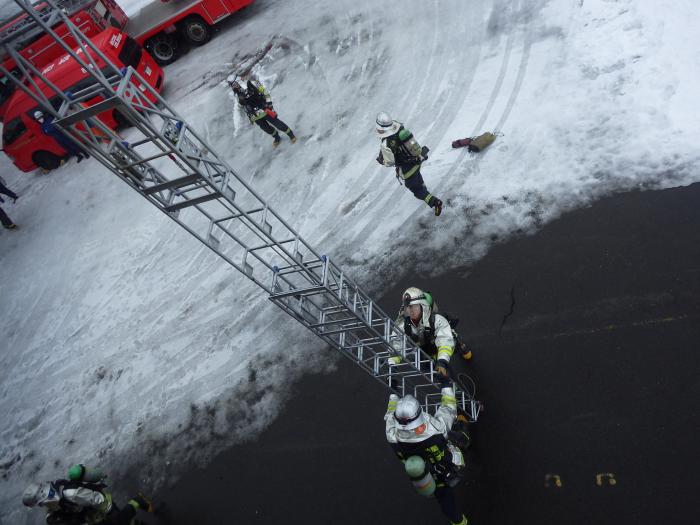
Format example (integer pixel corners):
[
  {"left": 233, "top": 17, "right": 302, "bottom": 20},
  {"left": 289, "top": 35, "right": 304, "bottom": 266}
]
[
  {"left": 127, "top": 0, "right": 255, "bottom": 66},
  {"left": 1, "top": 0, "right": 253, "bottom": 117},
  {"left": 0, "top": 0, "right": 129, "bottom": 120},
  {"left": 1, "top": 27, "right": 164, "bottom": 172}
]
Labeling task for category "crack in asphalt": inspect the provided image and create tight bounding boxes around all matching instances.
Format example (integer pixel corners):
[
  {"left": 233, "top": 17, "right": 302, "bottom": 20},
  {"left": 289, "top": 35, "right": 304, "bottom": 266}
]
[{"left": 500, "top": 284, "right": 516, "bottom": 331}]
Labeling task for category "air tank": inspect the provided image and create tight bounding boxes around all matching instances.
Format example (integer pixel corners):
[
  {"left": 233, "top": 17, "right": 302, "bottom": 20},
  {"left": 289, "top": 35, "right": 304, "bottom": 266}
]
[
  {"left": 405, "top": 455, "right": 435, "bottom": 497},
  {"left": 68, "top": 464, "right": 105, "bottom": 483}
]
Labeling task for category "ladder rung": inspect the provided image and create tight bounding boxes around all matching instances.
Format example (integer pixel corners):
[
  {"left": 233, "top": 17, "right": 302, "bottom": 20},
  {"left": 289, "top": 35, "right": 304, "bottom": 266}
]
[
  {"left": 269, "top": 285, "right": 325, "bottom": 300},
  {"left": 310, "top": 317, "right": 361, "bottom": 330},
  {"left": 317, "top": 324, "right": 368, "bottom": 337},
  {"left": 164, "top": 192, "right": 220, "bottom": 212},
  {"left": 143, "top": 174, "right": 202, "bottom": 195},
  {"left": 56, "top": 96, "right": 121, "bottom": 126}
]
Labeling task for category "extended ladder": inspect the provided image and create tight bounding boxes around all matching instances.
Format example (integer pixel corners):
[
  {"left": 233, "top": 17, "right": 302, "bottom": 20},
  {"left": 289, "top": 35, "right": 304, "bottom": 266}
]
[
  {"left": 0, "top": 0, "right": 94, "bottom": 57},
  {"left": 1, "top": 0, "right": 481, "bottom": 421}
]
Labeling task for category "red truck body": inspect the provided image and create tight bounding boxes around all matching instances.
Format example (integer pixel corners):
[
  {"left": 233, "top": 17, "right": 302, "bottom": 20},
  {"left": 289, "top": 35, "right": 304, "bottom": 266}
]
[
  {"left": 129, "top": 0, "right": 253, "bottom": 43},
  {"left": 1, "top": 0, "right": 253, "bottom": 117},
  {"left": 0, "top": 0, "right": 129, "bottom": 120},
  {"left": 1, "top": 27, "right": 164, "bottom": 172},
  {"left": 126, "top": 0, "right": 254, "bottom": 65}
]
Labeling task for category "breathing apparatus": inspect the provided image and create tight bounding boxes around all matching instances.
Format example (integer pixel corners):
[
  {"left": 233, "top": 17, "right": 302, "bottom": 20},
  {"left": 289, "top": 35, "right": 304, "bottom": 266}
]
[{"left": 405, "top": 455, "right": 436, "bottom": 497}]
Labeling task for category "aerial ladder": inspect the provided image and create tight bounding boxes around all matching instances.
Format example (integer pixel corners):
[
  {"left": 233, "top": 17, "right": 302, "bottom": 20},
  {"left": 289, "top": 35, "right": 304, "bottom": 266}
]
[
  {"left": 0, "top": 0, "right": 93, "bottom": 58},
  {"left": 0, "top": 0, "right": 482, "bottom": 421}
]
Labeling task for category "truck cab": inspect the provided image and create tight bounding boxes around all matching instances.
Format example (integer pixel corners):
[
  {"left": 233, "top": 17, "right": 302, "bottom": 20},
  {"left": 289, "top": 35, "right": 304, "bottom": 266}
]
[{"left": 2, "top": 27, "right": 163, "bottom": 172}]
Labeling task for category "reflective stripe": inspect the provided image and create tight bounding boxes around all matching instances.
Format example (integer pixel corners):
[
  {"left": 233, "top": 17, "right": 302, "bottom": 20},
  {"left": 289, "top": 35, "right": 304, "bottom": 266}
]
[
  {"left": 423, "top": 193, "right": 432, "bottom": 204},
  {"left": 437, "top": 345, "right": 454, "bottom": 361},
  {"left": 451, "top": 516, "right": 468, "bottom": 525},
  {"left": 437, "top": 345, "right": 454, "bottom": 356},
  {"left": 387, "top": 401, "right": 397, "bottom": 411},
  {"left": 402, "top": 164, "right": 420, "bottom": 179},
  {"left": 389, "top": 356, "right": 402, "bottom": 365},
  {"left": 441, "top": 395, "right": 456, "bottom": 405}
]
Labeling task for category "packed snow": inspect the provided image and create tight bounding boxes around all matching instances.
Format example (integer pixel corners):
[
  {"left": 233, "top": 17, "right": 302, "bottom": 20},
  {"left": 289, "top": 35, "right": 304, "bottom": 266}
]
[{"left": 1, "top": 0, "right": 699, "bottom": 521}]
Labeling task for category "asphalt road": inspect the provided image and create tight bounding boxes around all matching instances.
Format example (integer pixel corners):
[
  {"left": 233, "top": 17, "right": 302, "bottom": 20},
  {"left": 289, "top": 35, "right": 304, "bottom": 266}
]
[{"left": 142, "top": 182, "right": 700, "bottom": 525}]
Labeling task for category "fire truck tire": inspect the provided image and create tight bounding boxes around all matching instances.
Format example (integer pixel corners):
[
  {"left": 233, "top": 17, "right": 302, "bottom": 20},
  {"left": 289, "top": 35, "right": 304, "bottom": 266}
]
[
  {"left": 32, "top": 150, "right": 63, "bottom": 170},
  {"left": 145, "top": 34, "right": 178, "bottom": 65},
  {"left": 113, "top": 109, "right": 131, "bottom": 129},
  {"left": 180, "top": 16, "right": 211, "bottom": 45}
]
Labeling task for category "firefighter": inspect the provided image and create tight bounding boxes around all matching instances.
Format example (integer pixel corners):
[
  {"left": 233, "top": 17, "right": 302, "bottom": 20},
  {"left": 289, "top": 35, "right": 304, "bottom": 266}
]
[
  {"left": 385, "top": 388, "right": 471, "bottom": 524},
  {"left": 390, "top": 287, "right": 472, "bottom": 379},
  {"left": 375, "top": 112, "right": 443, "bottom": 216},
  {"left": 0, "top": 177, "right": 18, "bottom": 229},
  {"left": 22, "top": 467, "right": 152, "bottom": 525},
  {"left": 230, "top": 79, "right": 296, "bottom": 147},
  {"left": 34, "top": 111, "right": 89, "bottom": 164}
]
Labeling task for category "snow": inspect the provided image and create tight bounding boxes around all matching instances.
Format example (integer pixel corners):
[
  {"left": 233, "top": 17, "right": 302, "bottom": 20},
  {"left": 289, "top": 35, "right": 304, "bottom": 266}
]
[{"left": 1, "top": 0, "right": 700, "bottom": 521}]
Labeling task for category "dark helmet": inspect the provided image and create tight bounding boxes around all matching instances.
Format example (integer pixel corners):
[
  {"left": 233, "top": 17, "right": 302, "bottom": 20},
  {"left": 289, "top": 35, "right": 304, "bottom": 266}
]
[{"left": 229, "top": 80, "right": 243, "bottom": 93}]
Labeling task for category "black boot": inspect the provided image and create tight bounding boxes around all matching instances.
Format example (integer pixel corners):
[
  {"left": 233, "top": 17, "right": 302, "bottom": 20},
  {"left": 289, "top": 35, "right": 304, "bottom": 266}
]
[
  {"left": 431, "top": 197, "right": 443, "bottom": 216},
  {"left": 449, "top": 414, "right": 471, "bottom": 451},
  {"left": 129, "top": 493, "right": 153, "bottom": 512}
]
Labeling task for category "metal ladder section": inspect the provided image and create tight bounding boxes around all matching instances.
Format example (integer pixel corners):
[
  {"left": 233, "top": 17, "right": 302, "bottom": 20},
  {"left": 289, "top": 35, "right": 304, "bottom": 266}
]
[
  {"left": 0, "top": 0, "right": 92, "bottom": 56},
  {"left": 1, "top": 0, "right": 481, "bottom": 421}
]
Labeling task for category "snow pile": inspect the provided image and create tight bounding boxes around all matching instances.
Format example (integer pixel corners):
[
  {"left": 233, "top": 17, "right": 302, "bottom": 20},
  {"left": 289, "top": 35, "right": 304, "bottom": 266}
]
[{"left": 1, "top": 0, "right": 699, "bottom": 521}]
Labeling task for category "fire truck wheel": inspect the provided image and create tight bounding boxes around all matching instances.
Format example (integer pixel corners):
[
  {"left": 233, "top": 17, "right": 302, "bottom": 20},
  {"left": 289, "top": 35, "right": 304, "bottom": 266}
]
[
  {"left": 145, "top": 34, "right": 178, "bottom": 65},
  {"left": 32, "top": 150, "right": 62, "bottom": 171},
  {"left": 180, "top": 16, "right": 211, "bottom": 45},
  {"left": 113, "top": 110, "right": 131, "bottom": 129}
]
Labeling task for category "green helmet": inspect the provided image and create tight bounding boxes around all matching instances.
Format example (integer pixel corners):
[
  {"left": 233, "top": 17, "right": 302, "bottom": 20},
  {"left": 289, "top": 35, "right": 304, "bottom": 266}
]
[{"left": 68, "top": 464, "right": 85, "bottom": 481}]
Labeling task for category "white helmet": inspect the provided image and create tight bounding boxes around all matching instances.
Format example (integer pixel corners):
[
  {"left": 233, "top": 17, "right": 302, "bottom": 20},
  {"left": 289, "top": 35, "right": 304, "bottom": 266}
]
[
  {"left": 22, "top": 482, "right": 58, "bottom": 507},
  {"left": 402, "top": 287, "right": 433, "bottom": 325},
  {"left": 394, "top": 395, "right": 426, "bottom": 430},
  {"left": 376, "top": 112, "right": 400, "bottom": 137},
  {"left": 402, "top": 287, "right": 433, "bottom": 309},
  {"left": 33, "top": 110, "right": 44, "bottom": 122}
]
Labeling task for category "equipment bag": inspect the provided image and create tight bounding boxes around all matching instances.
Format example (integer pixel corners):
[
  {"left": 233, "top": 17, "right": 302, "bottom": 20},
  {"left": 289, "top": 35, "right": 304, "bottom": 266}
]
[
  {"left": 451, "top": 131, "right": 496, "bottom": 152},
  {"left": 468, "top": 131, "right": 496, "bottom": 152}
]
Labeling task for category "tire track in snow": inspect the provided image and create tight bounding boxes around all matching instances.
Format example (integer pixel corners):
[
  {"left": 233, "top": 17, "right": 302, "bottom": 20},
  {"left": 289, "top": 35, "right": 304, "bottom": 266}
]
[
  {"left": 440, "top": 0, "right": 534, "bottom": 191},
  {"left": 494, "top": 31, "right": 532, "bottom": 133},
  {"left": 441, "top": 15, "right": 516, "bottom": 183},
  {"left": 402, "top": 0, "right": 441, "bottom": 121},
  {"left": 338, "top": 2, "right": 507, "bottom": 252},
  {"left": 318, "top": 1, "right": 483, "bottom": 251},
  {"left": 395, "top": 1, "right": 535, "bottom": 244}
]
